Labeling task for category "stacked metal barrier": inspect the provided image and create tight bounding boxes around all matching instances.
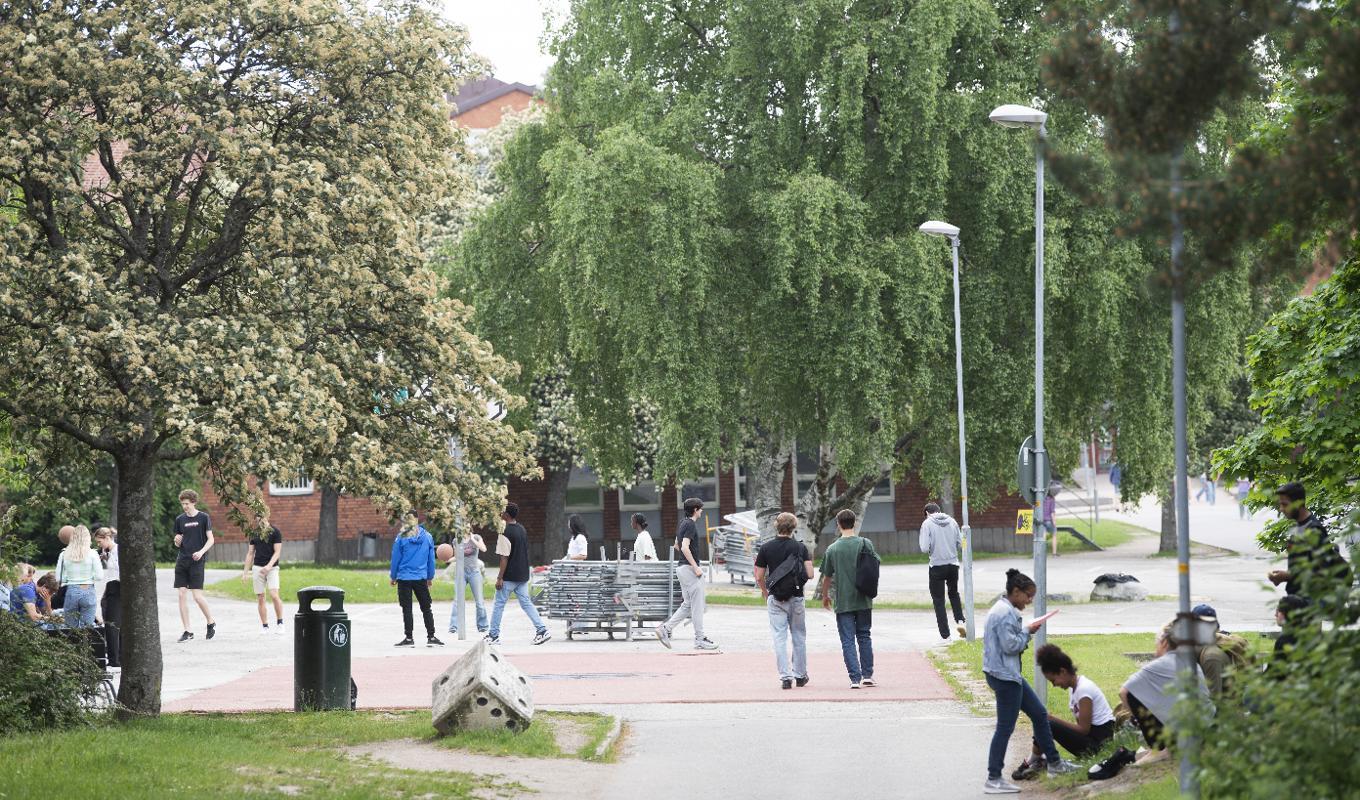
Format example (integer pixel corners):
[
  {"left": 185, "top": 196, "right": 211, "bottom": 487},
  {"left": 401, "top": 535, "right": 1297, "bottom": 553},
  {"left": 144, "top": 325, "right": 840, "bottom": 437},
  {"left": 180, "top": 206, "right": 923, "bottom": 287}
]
[
  {"left": 542, "top": 559, "right": 686, "bottom": 640},
  {"left": 716, "top": 526, "right": 773, "bottom": 584}
]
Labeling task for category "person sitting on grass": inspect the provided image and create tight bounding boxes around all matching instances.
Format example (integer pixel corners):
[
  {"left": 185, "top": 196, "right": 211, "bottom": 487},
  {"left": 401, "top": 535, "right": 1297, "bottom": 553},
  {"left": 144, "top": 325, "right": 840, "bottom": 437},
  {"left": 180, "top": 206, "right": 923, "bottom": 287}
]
[
  {"left": 9, "top": 563, "right": 42, "bottom": 623},
  {"left": 1011, "top": 644, "right": 1117, "bottom": 780},
  {"left": 982, "top": 568, "right": 1076, "bottom": 794},
  {"left": 1119, "top": 621, "right": 1212, "bottom": 766}
]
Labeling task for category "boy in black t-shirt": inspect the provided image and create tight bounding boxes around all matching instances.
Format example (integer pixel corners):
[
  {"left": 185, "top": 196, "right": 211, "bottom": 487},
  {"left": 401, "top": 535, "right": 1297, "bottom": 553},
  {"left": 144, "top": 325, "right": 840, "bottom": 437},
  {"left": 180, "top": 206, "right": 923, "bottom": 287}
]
[
  {"left": 173, "top": 489, "right": 217, "bottom": 642},
  {"left": 656, "top": 498, "right": 718, "bottom": 651},
  {"left": 754, "top": 512, "right": 814, "bottom": 688},
  {"left": 242, "top": 513, "right": 285, "bottom": 635}
]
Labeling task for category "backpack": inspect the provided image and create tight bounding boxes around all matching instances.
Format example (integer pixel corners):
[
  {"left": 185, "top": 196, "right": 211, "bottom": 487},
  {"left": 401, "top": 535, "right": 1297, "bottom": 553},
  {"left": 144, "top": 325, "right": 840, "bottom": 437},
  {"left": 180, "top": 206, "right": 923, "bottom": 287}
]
[
  {"left": 854, "top": 538, "right": 880, "bottom": 599},
  {"left": 766, "top": 546, "right": 806, "bottom": 601}
]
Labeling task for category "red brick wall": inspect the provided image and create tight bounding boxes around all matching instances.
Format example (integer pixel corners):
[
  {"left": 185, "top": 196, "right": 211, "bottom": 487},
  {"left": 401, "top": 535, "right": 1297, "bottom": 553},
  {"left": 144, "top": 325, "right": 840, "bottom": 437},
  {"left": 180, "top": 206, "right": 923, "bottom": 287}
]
[
  {"left": 718, "top": 464, "right": 737, "bottom": 518},
  {"left": 603, "top": 489, "right": 620, "bottom": 542},
  {"left": 893, "top": 473, "right": 1026, "bottom": 530},
  {"left": 197, "top": 480, "right": 396, "bottom": 543},
  {"left": 452, "top": 91, "right": 536, "bottom": 129}
]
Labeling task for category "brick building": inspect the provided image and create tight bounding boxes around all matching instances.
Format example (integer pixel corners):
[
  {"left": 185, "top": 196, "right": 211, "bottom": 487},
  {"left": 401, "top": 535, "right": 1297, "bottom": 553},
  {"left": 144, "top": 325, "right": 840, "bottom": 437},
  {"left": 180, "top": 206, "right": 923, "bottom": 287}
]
[{"left": 448, "top": 76, "right": 539, "bottom": 132}]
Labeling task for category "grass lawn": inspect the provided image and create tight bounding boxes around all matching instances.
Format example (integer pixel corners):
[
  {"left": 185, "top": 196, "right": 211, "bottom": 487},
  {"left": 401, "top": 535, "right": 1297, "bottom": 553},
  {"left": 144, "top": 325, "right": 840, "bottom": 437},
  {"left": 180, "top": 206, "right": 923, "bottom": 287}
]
[
  {"left": 1054, "top": 517, "right": 1147, "bottom": 553},
  {"left": 0, "top": 710, "right": 613, "bottom": 798},
  {"left": 206, "top": 566, "right": 497, "bottom": 604}
]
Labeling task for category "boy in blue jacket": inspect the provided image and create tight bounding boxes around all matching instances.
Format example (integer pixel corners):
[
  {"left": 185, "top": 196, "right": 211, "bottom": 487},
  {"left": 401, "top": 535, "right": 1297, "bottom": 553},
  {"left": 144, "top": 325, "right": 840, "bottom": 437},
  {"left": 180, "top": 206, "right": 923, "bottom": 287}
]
[{"left": 390, "top": 512, "right": 442, "bottom": 647}]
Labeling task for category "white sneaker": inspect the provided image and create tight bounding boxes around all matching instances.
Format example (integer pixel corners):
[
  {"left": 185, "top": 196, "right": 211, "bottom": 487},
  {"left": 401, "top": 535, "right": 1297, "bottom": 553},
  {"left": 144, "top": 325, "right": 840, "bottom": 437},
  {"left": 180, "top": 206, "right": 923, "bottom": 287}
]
[
  {"left": 274, "top": 624, "right": 285, "bottom": 636},
  {"left": 1047, "top": 759, "right": 1080, "bottom": 776},
  {"left": 861, "top": 677, "right": 876, "bottom": 687},
  {"left": 693, "top": 638, "right": 719, "bottom": 651},
  {"left": 655, "top": 626, "right": 672, "bottom": 649},
  {"left": 850, "top": 682, "right": 862, "bottom": 689},
  {"left": 984, "top": 777, "right": 1021, "bottom": 794}
]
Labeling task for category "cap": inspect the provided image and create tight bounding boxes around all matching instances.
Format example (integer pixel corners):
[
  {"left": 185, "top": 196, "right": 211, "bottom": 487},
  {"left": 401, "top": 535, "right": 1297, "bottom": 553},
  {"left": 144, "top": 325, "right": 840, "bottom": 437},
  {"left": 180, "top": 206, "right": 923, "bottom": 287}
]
[{"left": 1191, "top": 604, "right": 1217, "bottom": 619}]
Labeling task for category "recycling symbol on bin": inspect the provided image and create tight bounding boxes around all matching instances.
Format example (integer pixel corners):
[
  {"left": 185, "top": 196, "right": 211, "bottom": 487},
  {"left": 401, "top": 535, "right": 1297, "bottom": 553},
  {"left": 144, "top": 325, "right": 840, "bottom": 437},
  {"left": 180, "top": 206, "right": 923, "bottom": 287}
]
[{"left": 328, "top": 622, "right": 348, "bottom": 647}]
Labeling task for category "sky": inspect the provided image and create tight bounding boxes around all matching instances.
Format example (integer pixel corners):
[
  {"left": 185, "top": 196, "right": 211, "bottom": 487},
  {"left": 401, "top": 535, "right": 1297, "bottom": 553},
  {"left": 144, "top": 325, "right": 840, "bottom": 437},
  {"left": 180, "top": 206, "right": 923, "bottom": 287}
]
[{"left": 444, "top": 0, "right": 566, "bottom": 87}]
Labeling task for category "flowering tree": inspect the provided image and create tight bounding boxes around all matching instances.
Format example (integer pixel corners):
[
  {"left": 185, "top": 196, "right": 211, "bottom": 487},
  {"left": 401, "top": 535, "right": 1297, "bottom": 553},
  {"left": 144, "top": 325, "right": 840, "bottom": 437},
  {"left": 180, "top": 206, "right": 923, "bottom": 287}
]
[{"left": 0, "top": 0, "right": 535, "bottom": 716}]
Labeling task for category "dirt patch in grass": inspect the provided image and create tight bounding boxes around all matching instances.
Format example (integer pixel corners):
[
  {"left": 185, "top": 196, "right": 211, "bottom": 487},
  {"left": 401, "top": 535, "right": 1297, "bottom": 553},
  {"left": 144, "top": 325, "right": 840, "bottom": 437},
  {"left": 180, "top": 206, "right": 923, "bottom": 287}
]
[{"left": 346, "top": 739, "right": 610, "bottom": 799}]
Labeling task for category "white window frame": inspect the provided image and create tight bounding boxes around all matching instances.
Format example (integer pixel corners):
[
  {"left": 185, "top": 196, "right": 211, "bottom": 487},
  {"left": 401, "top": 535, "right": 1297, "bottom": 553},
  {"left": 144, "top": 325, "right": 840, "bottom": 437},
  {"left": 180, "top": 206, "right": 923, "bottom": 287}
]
[
  {"left": 618, "top": 480, "right": 662, "bottom": 511},
  {"left": 675, "top": 465, "right": 720, "bottom": 508},
  {"left": 269, "top": 472, "right": 315, "bottom": 496},
  {"left": 565, "top": 466, "right": 603, "bottom": 511}
]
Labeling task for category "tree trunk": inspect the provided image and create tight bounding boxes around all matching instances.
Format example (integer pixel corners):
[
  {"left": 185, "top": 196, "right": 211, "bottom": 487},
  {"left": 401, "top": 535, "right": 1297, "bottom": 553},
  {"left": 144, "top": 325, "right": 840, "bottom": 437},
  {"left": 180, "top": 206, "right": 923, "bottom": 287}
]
[
  {"left": 1159, "top": 478, "right": 1178, "bottom": 554},
  {"left": 114, "top": 450, "right": 162, "bottom": 718},
  {"left": 939, "top": 475, "right": 955, "bottom": 518},
  {"left": 315, "top": 484, "right": 341, "bottom": 565},
  {"left": 543, "top": 465, "right": 569, "bottom": 562},
  {"left": 748, "top": 434, "right": 790, "bottom": 538}
]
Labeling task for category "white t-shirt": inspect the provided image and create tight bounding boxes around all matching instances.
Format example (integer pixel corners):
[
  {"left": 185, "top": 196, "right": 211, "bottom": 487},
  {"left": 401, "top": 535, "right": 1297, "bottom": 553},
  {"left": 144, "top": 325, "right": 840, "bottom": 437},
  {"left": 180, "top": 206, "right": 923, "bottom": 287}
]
[
  {"left": 1070, "top": 675, "right": 1115, "bottom": 726},
  {"left": 633, "top": 530, "right": 657, "bottom": 561},
  {"left": 567, "top": 534, "right": 589, "bottom": 559}
]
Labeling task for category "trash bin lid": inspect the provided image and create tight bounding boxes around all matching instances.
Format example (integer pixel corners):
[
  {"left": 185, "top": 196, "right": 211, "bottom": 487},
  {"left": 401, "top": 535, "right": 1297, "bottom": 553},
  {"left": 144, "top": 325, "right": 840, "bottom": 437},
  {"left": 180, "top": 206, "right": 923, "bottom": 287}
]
[{"left": 297, "top": 585, "right": 346, "bottom": 613}]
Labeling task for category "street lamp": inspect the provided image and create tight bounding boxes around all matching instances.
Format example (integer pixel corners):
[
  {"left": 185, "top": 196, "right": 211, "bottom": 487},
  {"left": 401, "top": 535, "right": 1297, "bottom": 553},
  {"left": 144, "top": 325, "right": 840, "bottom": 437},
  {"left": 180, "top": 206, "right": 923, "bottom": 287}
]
[
  {"left": 991, "top": 102, "right": 1050, "bottom": 703},
  {"left": 918, "top": 220, "right": 976, "bottom": 641}
]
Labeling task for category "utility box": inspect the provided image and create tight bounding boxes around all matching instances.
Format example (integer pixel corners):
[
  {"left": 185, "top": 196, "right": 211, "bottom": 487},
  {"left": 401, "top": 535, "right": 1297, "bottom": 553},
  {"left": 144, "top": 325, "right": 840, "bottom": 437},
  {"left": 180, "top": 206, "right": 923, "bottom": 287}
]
[{"left": 432, "top": 639, "right": 533, "bottom": 735}]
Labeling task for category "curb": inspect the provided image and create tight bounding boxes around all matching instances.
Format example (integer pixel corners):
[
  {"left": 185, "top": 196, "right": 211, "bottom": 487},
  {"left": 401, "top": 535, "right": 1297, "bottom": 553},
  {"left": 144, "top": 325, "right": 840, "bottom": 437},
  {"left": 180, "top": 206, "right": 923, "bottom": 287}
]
[{"left": 593, "top": 715, "right": 623, "bottom": 761}]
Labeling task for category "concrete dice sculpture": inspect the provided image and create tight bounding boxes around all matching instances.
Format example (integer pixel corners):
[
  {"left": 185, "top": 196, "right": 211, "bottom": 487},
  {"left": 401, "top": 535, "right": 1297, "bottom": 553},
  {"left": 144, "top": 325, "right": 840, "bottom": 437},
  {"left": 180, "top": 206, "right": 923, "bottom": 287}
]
[{"left": 431, "top": 639, "right": 534, "bottom": 735}]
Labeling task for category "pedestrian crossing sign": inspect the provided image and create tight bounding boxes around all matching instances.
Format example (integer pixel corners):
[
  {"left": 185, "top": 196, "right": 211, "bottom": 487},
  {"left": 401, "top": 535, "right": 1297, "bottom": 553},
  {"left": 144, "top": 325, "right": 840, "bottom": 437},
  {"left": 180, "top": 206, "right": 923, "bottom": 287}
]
[{"left": 1015, "top": 509, "right": 1034, "bottom": 536}]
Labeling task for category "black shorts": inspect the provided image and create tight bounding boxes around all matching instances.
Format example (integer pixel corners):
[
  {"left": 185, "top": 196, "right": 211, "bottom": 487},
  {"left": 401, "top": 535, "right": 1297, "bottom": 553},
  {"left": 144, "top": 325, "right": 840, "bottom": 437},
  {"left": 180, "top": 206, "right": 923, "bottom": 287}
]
[{"left": 174, "top": 557, "right": 205, "bottom": 590}]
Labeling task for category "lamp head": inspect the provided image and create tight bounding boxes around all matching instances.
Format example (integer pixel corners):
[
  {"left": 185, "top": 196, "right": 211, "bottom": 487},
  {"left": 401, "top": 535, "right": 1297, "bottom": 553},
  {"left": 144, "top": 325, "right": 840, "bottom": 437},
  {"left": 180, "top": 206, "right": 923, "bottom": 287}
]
[
  {"left": 918, "top": 220, "right": 960, "bottom": 240},
  {"left": 989, "top": 104, "right": 1047, "bottom": 129}
]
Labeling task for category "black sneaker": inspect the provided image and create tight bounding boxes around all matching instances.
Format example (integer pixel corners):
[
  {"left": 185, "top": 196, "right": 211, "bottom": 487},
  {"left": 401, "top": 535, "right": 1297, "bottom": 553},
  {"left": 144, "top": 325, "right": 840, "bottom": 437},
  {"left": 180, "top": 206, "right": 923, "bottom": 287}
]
[
  {"left": 532, "top": 629, "right": 552, "bottom": 646},
  {"left": 1011, "top": 755, "right": 1046, "bottom": 781},
  {"left": 394, "top": 637, "right": 415, "bottom": 647},
  {"left": 206, "top": 623, "right": 216, "bottom": 640},
  {"left": 1088, "top": 747, "right": 1135, "bottom": 781},
  {"left": 795, "top": 676, "right": 810, "bottom": 688},
  {"left": 781, "top": 678, "right": 793, "bottom": 690},
  {"left": 427, "top": 636, "right": 445, "bottom": 647},
  {"left": 177, "top": 631, "right": 194, "bottom": 643}
]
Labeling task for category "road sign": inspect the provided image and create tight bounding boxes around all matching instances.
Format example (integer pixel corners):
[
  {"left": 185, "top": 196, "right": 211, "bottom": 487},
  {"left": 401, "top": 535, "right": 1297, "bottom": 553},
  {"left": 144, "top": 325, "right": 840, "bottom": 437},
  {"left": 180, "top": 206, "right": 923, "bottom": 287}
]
[
  {"left": 1017, "top": 435, "right": 1051, "bottom": 503},
  {"left": 1015, "top": 509, "right": 1034, "bottom": 536}
]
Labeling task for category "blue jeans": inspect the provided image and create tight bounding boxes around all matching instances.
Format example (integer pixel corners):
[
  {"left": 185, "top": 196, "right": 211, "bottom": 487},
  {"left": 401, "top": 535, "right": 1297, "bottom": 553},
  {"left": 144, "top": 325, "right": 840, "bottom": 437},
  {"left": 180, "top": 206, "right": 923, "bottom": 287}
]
[
  {"left": 835, "top": 609, "right": 873, "bottom": 683},
  {"left": 767, "top": 595, "right": 807, "bottom": 680},
  {"left": 986, "top": 673, "right": 1059, "bottom": 779},
  {"left": 448, "top": 566, "right": 488, "bottom": 633},
  {"left": 63, "top": 585, "right": 97, "bottom": 628},
  {"left": 489, "top": 580, "right": 546, "bottom": 639}
]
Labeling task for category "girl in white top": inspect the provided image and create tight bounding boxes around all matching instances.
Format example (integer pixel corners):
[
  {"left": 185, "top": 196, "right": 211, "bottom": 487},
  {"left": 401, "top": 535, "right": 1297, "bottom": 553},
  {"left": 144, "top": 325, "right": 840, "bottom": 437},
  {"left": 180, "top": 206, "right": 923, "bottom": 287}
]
[
  {"left": 566, "top": 514, "right": 590, "bottom": 560},
  {"left": 95, "top": 526, "right": 122, "bottom": 667},
  {"left": 630, "top": 513, "right": 657, "bottom": 560},
  {"left": 57, "top": 525, "right": 104, "bottom": 628},
  {"left": 1013, "top": 643, "right": 1117, "bottom": 778}
]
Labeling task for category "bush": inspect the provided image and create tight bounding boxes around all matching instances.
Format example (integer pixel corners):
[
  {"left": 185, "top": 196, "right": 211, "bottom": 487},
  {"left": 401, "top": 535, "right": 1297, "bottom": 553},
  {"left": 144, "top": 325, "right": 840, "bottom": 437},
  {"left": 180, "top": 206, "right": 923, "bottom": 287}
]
[
  {"left": 1187, "top": 524, "right": 1360, "bottom": 798},
  {"left": 0, "top": 613, "right": 105, "bottom": 736}
]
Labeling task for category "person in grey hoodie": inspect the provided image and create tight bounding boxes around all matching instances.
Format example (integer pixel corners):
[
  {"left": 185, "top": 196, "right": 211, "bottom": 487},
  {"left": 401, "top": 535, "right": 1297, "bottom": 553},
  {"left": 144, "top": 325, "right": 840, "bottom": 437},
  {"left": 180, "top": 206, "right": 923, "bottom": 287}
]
[{"left": 919, "top": 502, "right": 965, "bottom": 639}]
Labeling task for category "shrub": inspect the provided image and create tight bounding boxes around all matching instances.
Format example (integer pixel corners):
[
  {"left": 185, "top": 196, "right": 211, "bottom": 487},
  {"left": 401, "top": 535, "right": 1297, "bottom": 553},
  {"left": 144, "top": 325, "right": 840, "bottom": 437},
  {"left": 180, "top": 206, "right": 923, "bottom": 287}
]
[{"left": 0, "top": 613, "right": 104, "bottom": 736}]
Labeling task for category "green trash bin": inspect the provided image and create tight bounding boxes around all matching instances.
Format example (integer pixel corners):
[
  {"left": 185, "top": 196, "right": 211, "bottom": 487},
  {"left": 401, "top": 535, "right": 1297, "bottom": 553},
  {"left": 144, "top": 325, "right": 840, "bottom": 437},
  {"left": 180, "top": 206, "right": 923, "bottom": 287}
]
[{"left": 294, "top": 585, "right": 351, "bottom": 711}]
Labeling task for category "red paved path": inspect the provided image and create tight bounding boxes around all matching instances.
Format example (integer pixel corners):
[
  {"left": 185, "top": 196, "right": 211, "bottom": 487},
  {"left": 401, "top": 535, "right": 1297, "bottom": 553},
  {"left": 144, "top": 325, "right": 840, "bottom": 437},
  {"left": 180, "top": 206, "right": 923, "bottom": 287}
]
[{"left": 166, "top": 651, "right": 952, "bottom": 711}]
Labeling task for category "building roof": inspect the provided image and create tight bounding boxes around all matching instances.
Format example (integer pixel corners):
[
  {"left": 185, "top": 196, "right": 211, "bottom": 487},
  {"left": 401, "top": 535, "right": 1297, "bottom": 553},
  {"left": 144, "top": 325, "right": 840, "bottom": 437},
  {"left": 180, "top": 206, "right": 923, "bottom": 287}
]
[{"left": 449, "top": 76, "right": 539, "bottom": 117}]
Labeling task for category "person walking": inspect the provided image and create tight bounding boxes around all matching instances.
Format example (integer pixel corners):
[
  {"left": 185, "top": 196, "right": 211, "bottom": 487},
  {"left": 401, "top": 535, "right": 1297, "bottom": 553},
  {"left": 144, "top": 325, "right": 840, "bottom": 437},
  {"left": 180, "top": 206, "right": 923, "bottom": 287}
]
[
  {"left": 982, "top": 568, "right": 1076, "bottom": 793},
  {"left": 57, "top": 525, "right": 104, "bottom": 628},
  {"left": 819, "top": 509, "right": 878, "bottom": 689},
  {"left": 566, "top": 514, "right": 590, "bottom": 561},
  {"left": 242, "top": 517, "right": 285, "bottom": 636},
  {"left": 172, "top": 489, "right": 217, "bottom": 642},
  {"left": 447, "top": 529, "right": 489, "bottom": 636},
  {"left": 1268, "top": 482, "right": 1348, "bottom": 600},
  {"left": 656, "top": 497, "right": 717, "bottom": 651},
  {"left": 390, "top": 512, "right": 442, "bottom": 648},
  {"left": 630, "top": 514, "right": 657, "bottom": 561},
  {"left": 94, "top": 526, "right": 122, "bottom": 667},
  {"left": 487, "top": 503, "right": 552, "bottom": 646},
  {"left": 754, "top": 512, "right": 813, "bottom": 690},
  {"left": 1235, "top": 478, "right": 1252, "bottom": 519},
  {"left": 1042, "top": 485, "right": 1058, "bottom": 539},
  {"left": 919, "top": 502, "right": 966, "bottom": 640}
]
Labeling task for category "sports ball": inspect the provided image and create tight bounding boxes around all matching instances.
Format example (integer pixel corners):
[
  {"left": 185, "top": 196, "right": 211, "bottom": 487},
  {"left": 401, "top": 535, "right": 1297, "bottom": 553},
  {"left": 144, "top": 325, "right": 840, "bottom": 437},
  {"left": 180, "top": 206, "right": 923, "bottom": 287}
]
[{"left": 436, "top": 543, "right": 454, "bottom": 564}]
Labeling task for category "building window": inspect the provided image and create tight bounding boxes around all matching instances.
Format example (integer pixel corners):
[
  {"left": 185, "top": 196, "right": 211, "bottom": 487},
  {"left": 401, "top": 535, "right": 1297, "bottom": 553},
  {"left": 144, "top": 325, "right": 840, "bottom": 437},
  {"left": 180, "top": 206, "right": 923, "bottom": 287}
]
[
  {"left": 795, "top": 447, "right": 821, "bottom": 498},
  {"left": 269, "top": 471, "right": 314, "bottom": 496},
  {"left": 566, "top": 466, "right": 603, "bottom": 510},
  {"left": 734, "top": 464, "right": 749, "bottom": 508},
  {"left": 677, "top": 466, "right": 720, "bottom": 507},
  {"left": 619, "top": 480, "right": 661, "bottom": 511}
]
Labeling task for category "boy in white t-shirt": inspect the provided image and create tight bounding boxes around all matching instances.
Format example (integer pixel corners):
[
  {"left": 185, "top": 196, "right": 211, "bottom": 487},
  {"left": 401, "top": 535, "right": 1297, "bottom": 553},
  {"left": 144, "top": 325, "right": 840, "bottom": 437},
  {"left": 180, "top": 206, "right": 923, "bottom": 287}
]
[{"left": 1012, "top": 644, "right": 1117, "bottom": 780}]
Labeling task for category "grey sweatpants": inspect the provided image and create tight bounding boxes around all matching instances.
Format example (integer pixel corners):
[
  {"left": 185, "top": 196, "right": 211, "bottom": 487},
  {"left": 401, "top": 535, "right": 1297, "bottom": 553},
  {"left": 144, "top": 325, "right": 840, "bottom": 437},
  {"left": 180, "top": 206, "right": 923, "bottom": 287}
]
[{"left": 663, "top": 564, "right": 706, "bottom": 642}]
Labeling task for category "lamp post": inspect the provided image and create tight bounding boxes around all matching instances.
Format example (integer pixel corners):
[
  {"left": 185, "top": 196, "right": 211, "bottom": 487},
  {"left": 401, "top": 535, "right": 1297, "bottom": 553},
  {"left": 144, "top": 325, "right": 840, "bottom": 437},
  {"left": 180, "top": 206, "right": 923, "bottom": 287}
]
[
  {"left": 990, "top": 102, "right": 1049, "bottom": 703},
  {"left": 919, "top": 220, "right": 975, "bottom": 641}
]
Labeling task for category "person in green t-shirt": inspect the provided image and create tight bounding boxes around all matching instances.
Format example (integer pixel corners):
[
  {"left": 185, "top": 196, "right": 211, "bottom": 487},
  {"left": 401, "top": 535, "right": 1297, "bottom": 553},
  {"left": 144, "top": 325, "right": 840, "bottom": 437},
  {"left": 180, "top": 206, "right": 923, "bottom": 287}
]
[{"left": 819, "top": 509, "right": 879, "bottom": 689}]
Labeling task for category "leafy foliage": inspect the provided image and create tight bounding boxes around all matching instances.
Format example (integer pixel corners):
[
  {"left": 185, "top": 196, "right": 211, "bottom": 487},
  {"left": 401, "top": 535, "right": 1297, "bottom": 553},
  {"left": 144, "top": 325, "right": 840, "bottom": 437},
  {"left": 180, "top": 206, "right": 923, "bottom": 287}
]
[{"left": 0, "top": 613, "right": 104, "bottom": 736}]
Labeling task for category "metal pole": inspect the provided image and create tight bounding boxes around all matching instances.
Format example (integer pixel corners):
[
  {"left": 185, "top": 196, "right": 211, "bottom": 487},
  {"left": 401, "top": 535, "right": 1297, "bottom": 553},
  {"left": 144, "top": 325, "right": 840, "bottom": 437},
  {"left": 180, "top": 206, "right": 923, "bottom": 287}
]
[
  {"left": 455, "top": 537, "right": 466, "bottom": 641},
  {"left": 1032, "top": 124, "right": 1048, "bottom": 705},
  {"left": 667, "top": 545, "right": 676, "bottom": 617},
  {"left": 1091, "top": 434, "right": 1100, "bottom": 524},
  {"left": 1170, "top": 143, "right": 1198, "bottom": 797},
  {"left": 950, "top": 235, "right": 976, "bottom": 641}
]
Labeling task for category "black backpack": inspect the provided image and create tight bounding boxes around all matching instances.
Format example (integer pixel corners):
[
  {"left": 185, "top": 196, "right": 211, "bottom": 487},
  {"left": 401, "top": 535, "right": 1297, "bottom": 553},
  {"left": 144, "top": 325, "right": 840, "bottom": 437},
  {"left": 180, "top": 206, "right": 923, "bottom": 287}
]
[
  {"left": 766, "top": 546, "right": 806, "bottom": 601},
  {"left": 854, "top": 538, "right": 880, "bottom": 599}
]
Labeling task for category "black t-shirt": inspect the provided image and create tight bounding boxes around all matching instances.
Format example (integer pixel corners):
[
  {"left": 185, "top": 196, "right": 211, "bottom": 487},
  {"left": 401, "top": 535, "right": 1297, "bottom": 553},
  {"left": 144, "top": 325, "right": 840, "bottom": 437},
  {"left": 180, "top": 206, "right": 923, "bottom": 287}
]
[
  {"left": 250, "top": 527, "right": 283, "bottom": 567},
  {"left": 675, "top": 518, "right": 701, "bottom": 565},
  {"left": 502, "top": 522, "right": 531, "bottom": 583},
  {"left": 755, "top": 537, "right": 811, "bottom": 598},
  {"left": 1285, "top": 514, "right": 1344, "bottom": 596},
  {"left": 173, "top": 511, "right": 212, "bottom": 558}
]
